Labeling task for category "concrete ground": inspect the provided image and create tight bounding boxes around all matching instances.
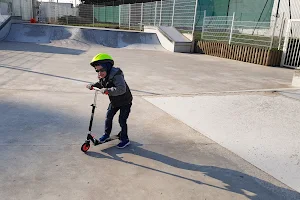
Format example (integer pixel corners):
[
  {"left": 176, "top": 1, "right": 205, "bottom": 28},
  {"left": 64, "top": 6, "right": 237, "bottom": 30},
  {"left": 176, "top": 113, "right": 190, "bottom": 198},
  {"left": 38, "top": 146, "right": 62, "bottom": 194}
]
[
  {"left": 1, "top": 29, "right": 300, "bottom": 199},
  {"left": 145, "top": 91, "right": 300, "bottom": 193}
]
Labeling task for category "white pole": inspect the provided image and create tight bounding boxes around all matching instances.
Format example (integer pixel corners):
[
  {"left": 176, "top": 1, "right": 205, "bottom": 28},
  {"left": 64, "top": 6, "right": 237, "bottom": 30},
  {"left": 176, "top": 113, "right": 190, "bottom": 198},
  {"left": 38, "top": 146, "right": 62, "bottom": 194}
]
[
  {"left": 270, "top": 15, "right": 278, "bottom": 49},
  {"left": 119, "top": 5, "right": 121, "bottom": 27},
  {"left": 93, "top": 4, "right": 95, "bottom": 26},
  {"left": 229, "top": 12, "right": 235, "bottom": 45},
  {"left": 192, "top": 0, "right": 198, "bottom": 36},
  {"left": 154, "top": 2, "right": 157, "bottom": 26},
  {"left": 281, "top": 19, "right": 292, "bottom": 66},
  {"left": 140, "top": 3, "right": 143, "bottom": 30},
  {"left": 201, "top": 10, "right": 206, "bottom": 40},
  {"left": 54, "top": 1, "right": 57, "bottom": 23},
  {"left": 278, "top": 12, "right": 285, "bottom": 50},
  {"left": 171, "top": 0, "right": 175, "bottom": 26},
  {"left": 159, "top": 0, "right": 162, "bottom": 26},
  {"left": 31, "top": 0, "right": 34, "bottom": 19},
  {"left": 57, "top": 0, "right": 59, "bottom": 22},
  {"left": 129, "top": 4, "right": 131, "bottom": 30}
]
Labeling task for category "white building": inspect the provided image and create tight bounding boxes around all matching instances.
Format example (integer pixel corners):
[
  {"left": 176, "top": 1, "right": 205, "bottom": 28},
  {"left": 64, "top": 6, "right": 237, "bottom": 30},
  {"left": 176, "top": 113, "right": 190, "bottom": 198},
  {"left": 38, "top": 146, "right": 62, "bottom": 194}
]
[
  {"left": 38, "top": 2, "right": 78, "bottom": 23},
  {"left": 11, "top": 0, "right": 33, "bottom": 20}
]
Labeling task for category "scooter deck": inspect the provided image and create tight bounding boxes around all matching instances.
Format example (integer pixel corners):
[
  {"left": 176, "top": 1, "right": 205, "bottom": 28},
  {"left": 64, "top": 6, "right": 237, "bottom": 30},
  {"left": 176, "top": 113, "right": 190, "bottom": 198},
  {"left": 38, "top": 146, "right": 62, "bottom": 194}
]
[{"left": 89, "top": 134, "right": 120, "bottom": 146}]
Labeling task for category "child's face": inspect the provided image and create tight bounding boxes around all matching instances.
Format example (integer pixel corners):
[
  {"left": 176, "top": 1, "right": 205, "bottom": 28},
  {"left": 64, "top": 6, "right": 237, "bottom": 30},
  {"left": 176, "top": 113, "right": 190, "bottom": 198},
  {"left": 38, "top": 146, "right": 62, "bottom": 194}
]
[{"left": 95, "top": 65, "right": 107, "bottom": 79}]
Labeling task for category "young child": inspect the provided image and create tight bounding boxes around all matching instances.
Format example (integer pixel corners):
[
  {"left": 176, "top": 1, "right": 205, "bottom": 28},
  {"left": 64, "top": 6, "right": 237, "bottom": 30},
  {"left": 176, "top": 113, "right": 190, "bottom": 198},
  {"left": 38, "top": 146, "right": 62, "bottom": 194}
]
[{"left": 86, "top": 53, "right": 133, "bottom": 148}]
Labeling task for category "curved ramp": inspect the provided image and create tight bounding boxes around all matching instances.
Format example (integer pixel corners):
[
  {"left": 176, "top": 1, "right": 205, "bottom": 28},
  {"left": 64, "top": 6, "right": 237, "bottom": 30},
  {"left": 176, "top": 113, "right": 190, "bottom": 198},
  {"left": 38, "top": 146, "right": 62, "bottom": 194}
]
[{"left": 4, "top": 23, "right": 165, "bottom": 51}]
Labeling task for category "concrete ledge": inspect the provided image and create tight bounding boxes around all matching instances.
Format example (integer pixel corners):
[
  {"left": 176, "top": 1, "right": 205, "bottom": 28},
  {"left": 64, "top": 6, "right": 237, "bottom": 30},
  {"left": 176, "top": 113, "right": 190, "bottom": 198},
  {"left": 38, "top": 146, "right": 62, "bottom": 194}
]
[
  {"left": 144, "top": 26, "right": 192, "bottom": 53},
  {"left": 144, "top": 26, "right": 174, "bottom": 52}
]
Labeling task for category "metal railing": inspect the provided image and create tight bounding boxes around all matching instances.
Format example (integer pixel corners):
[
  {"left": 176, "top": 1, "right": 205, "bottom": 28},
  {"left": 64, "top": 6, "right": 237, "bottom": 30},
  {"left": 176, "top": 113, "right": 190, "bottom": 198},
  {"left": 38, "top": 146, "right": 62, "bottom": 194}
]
[
  {"left": 281, "top": 19, "right": 300, "bottom": 68},
  {"left": 6, "top": 0, "right": 285, "bottom": 50},
  {"left": 202, "top": 12, "right": 286, "bottom": 49},
  {"left": 37, "top": 0, "right": 198, "bottom": 34}
]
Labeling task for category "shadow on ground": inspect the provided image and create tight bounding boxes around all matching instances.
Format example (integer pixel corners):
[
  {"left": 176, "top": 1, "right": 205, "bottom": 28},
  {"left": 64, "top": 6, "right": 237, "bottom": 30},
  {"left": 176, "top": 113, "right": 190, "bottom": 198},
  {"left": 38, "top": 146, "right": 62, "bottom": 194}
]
[
  {"left": 0, "top": 42, "right": 86, "bottom": 55},
  {"left": 86, "top": 141, "right": 300, "bottom": 200},
  {"left": 0, "top": 101, "right": 83, "bottom": 145},
  {"left": 1, "top": 97, "right": 299, "bottom": 200}
]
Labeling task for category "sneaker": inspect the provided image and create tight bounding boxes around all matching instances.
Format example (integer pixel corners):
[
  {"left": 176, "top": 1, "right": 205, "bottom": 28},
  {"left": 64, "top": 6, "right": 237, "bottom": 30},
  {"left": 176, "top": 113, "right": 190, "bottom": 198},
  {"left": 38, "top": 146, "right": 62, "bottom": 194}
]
[
  {"left": 117, "top": 140, "right": 130, "bottom": 148},
  {"left": 99, "top": 134, "right": 110, "bottom": 143}
]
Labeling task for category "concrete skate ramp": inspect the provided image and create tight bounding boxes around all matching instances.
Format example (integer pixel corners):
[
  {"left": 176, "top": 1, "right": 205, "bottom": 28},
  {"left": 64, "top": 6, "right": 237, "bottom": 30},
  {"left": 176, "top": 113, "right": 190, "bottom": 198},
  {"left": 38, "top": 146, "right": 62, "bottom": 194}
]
[
  {"left": 4, "top": 23, "right": 165, "bottom": 50},
  {"left": 158, "top": 26, "right": 191, "bottom": 43}
]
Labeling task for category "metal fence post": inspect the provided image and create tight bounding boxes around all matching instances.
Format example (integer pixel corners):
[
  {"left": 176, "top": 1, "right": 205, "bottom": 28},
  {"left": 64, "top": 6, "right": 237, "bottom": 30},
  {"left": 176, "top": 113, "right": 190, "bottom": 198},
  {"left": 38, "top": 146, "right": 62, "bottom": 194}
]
[
  {"left": 281, "top": 19, "right": 292, "bottom": 66},
  {"left": 31, "top": 0, "right": 34, "bottom": 19},
  {"left": 55, "top": 1, "right": 57, "bottom": 23},
  {"left": 57, "top": 0, "right": 59, "bottom": 23},
  {"left": 66, "top": 10, "right": 68, "bottom": 25},
  {"left": 201, "top": 10, "right": 206, "bottom": 40},
  {"left": 229, "top": 12, "right": 235, "bottom": 45},
  {"left": 192, "top": 0, "right": 198, "bottom": 37},
  {"left": 93, "top": 4, "right": 95, "bottom": 26},
  {"left": 140, "top": 3, "right": 143, "bottom": 30},
  {"left": 113, "top": 3, "right": 115, "bottom": 23},
  {"left": 159, "top": 0, "right": 162, "bottom": 26},
  {"left": 104, "top": 3, "right": 106, "bottom": 23},
  {"left": 171, "top": 0, "right": 175, "bottom": 26},
  {"left": 270, "top": 15, "right": 278, "bottom": 49},
  {"left": 129, "top": 4, "right": 131, "bottom": 30},
  {"left": 119, "top": 5, "right": 121, "bottom": 28},
  {"left": 154, "top": 2, "right": 157, "bottom": 26},
  {"left": 278, "top": 12, "right": 285, "bottom": 50}
]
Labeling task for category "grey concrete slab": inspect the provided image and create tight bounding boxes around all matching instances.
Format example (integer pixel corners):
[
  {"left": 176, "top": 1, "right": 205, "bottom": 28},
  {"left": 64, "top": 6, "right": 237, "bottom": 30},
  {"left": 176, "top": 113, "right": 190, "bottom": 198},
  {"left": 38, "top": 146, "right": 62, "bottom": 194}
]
[
  {"left": 1, "top": 90, "right": 299, "bottom": 200},
  {"left": 144, "top": 92, "right": 300, "bottom": 193},
  {"left": 0, "top": 44, "right": 296, "bottom": 95},
  {"left": 1, "top": 24, "right": 300, "bottom": 199}
]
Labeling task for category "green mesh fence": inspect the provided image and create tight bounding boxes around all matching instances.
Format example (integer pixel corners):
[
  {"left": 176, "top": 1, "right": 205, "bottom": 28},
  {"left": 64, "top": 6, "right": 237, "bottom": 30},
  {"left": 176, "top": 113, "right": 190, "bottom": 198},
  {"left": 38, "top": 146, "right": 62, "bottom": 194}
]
[
  {"left": 93, "top": 6, "right": 119, "bottom": 24},
  {"left": 228, "top": 0, "right": 274, "bottom": 22},
  {"left": 195, "top": 0, "right": 275, "bottom": 30}
]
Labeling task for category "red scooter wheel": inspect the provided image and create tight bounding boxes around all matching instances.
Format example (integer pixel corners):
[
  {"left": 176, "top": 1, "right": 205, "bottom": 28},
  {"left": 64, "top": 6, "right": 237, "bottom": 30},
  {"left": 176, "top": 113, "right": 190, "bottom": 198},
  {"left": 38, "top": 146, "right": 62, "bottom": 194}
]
[{"left": 81, "top": 142, "right": 90, "bottom": 152}]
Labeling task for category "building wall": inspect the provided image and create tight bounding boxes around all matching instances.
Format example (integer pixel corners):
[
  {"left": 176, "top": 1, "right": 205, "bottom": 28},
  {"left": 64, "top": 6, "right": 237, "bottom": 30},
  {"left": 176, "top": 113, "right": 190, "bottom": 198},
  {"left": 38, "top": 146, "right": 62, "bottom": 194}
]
[{"left": 13, "top": 0, "right": 32, "bottom": 20}]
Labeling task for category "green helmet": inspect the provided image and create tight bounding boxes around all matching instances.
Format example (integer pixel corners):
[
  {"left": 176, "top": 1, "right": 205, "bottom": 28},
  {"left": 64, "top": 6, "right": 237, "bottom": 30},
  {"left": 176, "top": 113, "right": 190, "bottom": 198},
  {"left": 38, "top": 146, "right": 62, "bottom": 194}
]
[{"left": 90, "top": 53, "right": 114, "bottom": 67}]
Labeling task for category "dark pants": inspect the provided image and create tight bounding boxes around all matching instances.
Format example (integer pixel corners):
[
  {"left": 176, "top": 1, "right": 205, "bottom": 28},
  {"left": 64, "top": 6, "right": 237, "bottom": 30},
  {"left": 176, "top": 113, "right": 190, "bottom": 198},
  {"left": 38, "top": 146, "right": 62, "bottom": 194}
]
[{"left": 105, "top": 103, "right": 132, "bottom": 141}]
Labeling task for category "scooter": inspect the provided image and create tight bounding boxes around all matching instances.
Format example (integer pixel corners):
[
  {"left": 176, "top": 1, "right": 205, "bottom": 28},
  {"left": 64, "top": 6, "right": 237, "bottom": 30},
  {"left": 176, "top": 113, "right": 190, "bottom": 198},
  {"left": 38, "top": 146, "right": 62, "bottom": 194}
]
[{"left": 81, "top": 87, "right": 119, "bottom": 152}]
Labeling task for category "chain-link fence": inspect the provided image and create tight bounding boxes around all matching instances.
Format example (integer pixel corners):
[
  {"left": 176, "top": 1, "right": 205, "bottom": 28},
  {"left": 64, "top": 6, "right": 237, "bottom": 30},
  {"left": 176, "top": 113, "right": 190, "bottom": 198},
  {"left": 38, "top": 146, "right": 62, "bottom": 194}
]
[
  {"left": 202, "top": 12, "right": 286, "bottom": 49},
  {"left": 119, "top": 0, "right": 198, "bottom": 32}
]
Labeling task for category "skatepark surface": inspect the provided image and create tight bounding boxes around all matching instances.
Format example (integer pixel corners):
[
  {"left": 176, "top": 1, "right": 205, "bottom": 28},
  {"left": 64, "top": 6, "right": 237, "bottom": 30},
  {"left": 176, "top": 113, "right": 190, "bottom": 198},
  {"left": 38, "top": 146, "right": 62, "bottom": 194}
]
[{"left": 0, "top": 23, "right": 300, "bottom": 200}]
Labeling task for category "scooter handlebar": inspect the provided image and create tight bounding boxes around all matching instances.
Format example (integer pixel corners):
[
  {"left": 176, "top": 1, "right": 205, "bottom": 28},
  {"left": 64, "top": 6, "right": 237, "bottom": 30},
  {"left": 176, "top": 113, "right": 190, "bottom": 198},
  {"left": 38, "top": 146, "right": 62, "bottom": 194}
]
[{"left": 91, "top": 86, "right": 101, "bottom": 91}]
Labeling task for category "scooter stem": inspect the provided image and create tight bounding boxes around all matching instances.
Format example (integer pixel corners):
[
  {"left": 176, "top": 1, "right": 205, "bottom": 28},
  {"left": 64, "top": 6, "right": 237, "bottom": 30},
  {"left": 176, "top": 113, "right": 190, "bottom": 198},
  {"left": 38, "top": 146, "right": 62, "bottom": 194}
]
[
  {"left": 93, "top": 90, "right": 98, "bottom": 106},
  {"left": 88, "top": 89, "right": 99, "bottom": 132}
]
